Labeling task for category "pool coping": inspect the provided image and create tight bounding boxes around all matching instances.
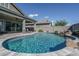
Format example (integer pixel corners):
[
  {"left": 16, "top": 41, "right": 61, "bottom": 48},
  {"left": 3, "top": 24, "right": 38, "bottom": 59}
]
[{"left": 0, "top": 32, "right": 79, "bottom": 56}]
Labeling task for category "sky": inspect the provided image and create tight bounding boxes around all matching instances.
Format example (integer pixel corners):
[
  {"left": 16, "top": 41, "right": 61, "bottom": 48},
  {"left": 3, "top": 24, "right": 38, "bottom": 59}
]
[{"left": 16, "top": 3, "right": 79, "bottom": 25}]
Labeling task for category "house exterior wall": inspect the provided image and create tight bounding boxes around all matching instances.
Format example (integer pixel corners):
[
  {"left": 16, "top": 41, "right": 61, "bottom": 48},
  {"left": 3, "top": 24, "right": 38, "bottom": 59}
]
[
  {"left": 0, "top": 3, "right": 23, "bottom": 16},
  {"left": 0, "top": 3, "right": 37, "bottom": 33},
  {"left": 0, "top": 3, "right": 24, "bottom": 33}
]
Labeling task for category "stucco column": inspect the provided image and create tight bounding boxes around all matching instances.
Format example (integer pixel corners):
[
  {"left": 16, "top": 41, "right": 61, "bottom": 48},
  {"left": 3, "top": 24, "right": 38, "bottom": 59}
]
[
  {"left": 15, "top": 23, "right": 17, "bottom": 32},
  {"left": 34, "top": 23, "right": 36, "bottom": 31},
  {"left": 22, "top": 20, "right": 26, "bottom": 32},
  {"left": 2, "top": 19, "right": 6, "bottom": 32}
]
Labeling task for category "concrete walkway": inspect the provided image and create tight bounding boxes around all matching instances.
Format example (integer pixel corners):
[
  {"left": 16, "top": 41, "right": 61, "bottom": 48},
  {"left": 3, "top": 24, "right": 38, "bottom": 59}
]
[{"left": 0, "top": 32, "right": 79, "bottom": 56}]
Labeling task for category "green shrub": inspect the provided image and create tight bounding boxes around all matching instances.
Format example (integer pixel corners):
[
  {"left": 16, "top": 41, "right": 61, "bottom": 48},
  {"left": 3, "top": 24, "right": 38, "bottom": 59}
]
[
  {"left": 54, "top": 31, "right": 58, "bottom": 34},
  {"left": 74, "top": 30, "right": 79, "bottom": 32},
  {"left": 38, "top": 29, "right": 43, "bottom": 32}
]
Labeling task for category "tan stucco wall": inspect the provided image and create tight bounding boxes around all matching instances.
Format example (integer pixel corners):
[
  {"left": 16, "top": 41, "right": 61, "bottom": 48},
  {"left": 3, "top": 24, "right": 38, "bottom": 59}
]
[
  {"left": 36, "top": 25, "right": 53, "bottom": 32},
  {"left": 36, "top": 25, "right": 70, "bottom": 32},
  {"left": 52, "top": 26, "right": 70, "bottom": 32}
]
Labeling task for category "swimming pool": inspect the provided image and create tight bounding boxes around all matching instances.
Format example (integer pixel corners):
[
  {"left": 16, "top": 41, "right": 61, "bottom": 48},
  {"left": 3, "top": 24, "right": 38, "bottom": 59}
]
[{"left": 2, "top": 33, "right": 66, "bottom": 53}]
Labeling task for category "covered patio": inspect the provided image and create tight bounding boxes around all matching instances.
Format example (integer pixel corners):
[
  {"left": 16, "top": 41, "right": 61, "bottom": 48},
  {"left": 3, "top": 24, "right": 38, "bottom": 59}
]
[{"left": 0, "top": 6, "right": 36, "bottom": 34}]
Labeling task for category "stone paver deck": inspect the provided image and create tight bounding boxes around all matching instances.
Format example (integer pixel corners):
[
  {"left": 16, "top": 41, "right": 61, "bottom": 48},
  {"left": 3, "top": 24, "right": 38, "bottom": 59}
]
[{"left": 0, "top": 32, "right": 79, "bottom": 56}]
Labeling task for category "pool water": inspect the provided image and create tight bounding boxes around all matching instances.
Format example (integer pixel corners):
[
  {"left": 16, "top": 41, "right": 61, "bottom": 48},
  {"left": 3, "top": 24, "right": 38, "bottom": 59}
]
[{"left": 3, "top": 33, "right": 66, "bottom": 53}]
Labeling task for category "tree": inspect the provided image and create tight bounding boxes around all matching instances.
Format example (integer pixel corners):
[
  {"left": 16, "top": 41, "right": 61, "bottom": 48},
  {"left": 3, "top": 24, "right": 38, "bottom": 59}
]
[{"left": 54, "top": 20, "right": 68, "bottom": 26}]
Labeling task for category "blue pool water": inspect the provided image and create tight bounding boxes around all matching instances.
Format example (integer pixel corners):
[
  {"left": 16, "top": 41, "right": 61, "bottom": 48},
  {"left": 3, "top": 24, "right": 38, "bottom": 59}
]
[{"left": 3, "top": 33, "right": 66, "bottom": 53}]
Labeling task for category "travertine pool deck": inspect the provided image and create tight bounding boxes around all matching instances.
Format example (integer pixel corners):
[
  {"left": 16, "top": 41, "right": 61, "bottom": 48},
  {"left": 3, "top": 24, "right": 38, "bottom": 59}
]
[{"left": 0, "top": 32, "right": 79, "bottom": 56}]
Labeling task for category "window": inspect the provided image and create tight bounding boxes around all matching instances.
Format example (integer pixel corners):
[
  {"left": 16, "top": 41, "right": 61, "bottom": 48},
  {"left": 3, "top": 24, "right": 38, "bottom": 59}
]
[
  {"left": 0, "top": 3, "right": 5, "bottom": 7},
  {"left": 5, "top": 3, "right": 9, "bottom": 8},
  {"left": 0, "top": 22, "right": 2, "bottom": 26},
  {"left": 0, "top": 3, "right": 9, "bottom": 9},
  {"left": 0, "top": 21, "right": 3, "bottom": 32}
]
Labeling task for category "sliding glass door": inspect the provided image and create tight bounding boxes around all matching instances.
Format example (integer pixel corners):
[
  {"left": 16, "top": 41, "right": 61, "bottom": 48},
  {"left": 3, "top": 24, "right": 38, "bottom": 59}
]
[
  {"left": 6, "top": 21, "right": 22, "bottom": 32},
  {"left": 0, "top": 21, "right": 2, "bottom": 33},
  {"left": 6, "top": 22, "right": 11, "bottom": 32},
  {"left": 0, "top": 21, "right": 6, "bottom": 33}
]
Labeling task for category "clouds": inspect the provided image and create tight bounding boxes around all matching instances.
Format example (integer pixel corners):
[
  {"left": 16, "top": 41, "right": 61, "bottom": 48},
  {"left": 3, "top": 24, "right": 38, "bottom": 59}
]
[
  {"left": 29, "top": 14, "right": 50, "bottom": 19},
  {"left": 28, "top": 14, "right": 39, "bottom": 18},
  {"left": 44, "top": 16, "right": 49, "bottom": 19}
]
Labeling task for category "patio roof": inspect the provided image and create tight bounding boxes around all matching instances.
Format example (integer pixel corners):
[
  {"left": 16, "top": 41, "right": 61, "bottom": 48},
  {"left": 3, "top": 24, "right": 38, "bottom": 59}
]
[
  {"left": 12, "top": 3, "right": 37, "bottom": 22},
  {"left": 0, "top": 5, "right": 36, "bottom": 22}
]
